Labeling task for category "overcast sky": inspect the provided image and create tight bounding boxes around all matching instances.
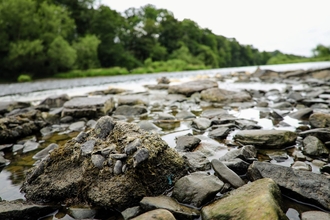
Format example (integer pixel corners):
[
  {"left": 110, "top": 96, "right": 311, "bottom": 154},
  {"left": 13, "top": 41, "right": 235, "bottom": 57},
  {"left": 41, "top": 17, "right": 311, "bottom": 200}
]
[{"left": 100, "top": 0, "right": 330, "bottom": 57}]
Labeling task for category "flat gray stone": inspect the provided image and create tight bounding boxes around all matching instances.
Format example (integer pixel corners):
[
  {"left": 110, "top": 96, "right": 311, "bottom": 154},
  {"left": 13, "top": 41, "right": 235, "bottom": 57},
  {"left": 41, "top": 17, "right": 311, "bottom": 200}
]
[
  {"left": 172, "top": 172, "right": 224, "bottom": 207},
  {"left": 248, "top": 161, "right": 330, "bottom": 210},
  {"left": 32, "top": 143, "right": 58, "bottom": 160},
  {"left": 301, "top": 211, "right": 330, "bottom": 220},
  {"left": 211, "top": 159, "right": 245, "bottom": 188},
  {"left": 140, "top": 196, "right": 199, "bottom": 219},
  {"left": 234, "top": 130, "right": 297, "bottom": 148},
  {"left": 168, "top": 80, "right": 218, "bottom": 96},
  {"left": 62, "top": 96, "right": 115, "bottom": 118}
]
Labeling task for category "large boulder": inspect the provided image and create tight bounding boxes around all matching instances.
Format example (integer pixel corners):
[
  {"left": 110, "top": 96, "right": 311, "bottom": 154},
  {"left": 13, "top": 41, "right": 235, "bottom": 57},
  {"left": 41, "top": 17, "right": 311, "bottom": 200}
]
[
  {"left": 201, "top": 178, "right": 288, "bottom": 220},
  {"left": 21, "top": 116, "right": 187, "bottom": 211},
  {"left": 248, "top": 161, "right": 330, "bottom": 210},
  {"left": 168, "top": 80, "right": 218, "bottom": 96},
  {"left": 201, "top": 88, "right": 251, "bottom": 103},
  {"left": 234, "top": 130, "right": 297, "bottom": 148},
  {"left": 61, "top": 96, "right": 115, "bottom": 118}
]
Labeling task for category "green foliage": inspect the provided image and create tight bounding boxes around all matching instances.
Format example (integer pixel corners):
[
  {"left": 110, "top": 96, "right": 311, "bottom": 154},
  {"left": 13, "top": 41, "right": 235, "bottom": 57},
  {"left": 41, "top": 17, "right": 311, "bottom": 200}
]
[
  {"left": 54, "top": 67, "right": 129, "bottom": 78},
  {"left": 17, "top": 74, "right": 32, "bottom": 82},
  {"left": 47, "top": 36, "right": 77, "bottom": 72},
  {"left": 73, "top": 35, "right": 101, "bottom": 70}
]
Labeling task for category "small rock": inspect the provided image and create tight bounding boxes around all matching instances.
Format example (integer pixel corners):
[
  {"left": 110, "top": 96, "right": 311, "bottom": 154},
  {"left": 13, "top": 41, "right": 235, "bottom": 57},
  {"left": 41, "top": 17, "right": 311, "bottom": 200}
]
[
  {"left": 125, "top": 139, "right": 141, "bottom": 155},
  {"left": 132, "top": 209, "right": 175, "bottom": 220},
  {"left": 291, "top": 161, "right": 311, "bottom": 171},
  {"left": 175, "top": 134, "right": 201, "bottom": 152},
  {"left": 157, "top": 112, "right": 176, "bottom": 120},
  {"left": 32, "top": 143, "right": 58, "bottom": 160},
  {"left": 140, "top": 196, "right": 199, "bottom": 220},
  {"left": 94, "top": 116, "right": 115, "bottom": 139},
  {"left": 192, "top": 118, "right": 211, "bottom": 130},
  {"left": 208, "top": 127, "right": 231, "bottom": 140},
  {"left": 91, "top": 154, "right": 105, "bottom": 169},
  {"left": 133, "top": 148, "right": 149, "bottom": 167},
  {"left": 175, "top": 110, "right": 196, "bottom": 120},
  {"left": 23, "top": 140, "right": 40, "bottom": 153},
  {"left": 211, "top": 159, "right": 245, "bottom": 188},
  {"left": 81, "top": 140, "right": 96, "bottom": 156},
  {"left": 137, "top": 121, "right": 160, "bottom": 132},
  {"left": 181, "top": 151, "right": 211, "bottom": 171},
  {"left": 114, "top": 160, "right": 123, "bottom": 175},
  {"left": 172, "top": 172, "right": 224, "bottom": 207},
  {"left": 121, "top": 206, "right": 142, "bottom": 220},
  {"left": 303, "top": 136, "right": 329, "bottom": 156},
  {"left": 69, "top": 121, "right": 85, "bottom": 131},
  {"left": 301, "top": 211, "right": 330, "bottom": 220}
]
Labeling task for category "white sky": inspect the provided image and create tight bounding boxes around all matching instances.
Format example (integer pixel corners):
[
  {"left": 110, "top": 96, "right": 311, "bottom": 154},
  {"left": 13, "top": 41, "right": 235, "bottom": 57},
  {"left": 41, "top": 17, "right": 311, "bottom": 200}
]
[{"left": 100, "top": 0, "right": 330, "bottom": 56}]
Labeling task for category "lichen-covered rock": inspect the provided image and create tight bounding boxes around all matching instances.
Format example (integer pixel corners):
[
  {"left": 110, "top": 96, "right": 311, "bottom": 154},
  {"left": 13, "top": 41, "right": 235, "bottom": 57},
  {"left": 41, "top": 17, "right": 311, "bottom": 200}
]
[
  {"left": 201, "top": 178, "right": 288, "bottom": 220},
  {"left": 21, "top": 116, "right": 187, "bottom": 210}
]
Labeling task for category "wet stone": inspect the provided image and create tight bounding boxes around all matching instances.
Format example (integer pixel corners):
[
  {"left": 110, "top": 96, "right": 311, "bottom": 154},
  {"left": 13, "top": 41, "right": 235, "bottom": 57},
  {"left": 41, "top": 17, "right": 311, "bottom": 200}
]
[
  {"left": 211, "top": 159, "right": 245, "bottom": 188},
  {"left": 175, "top": 134, "right": 201, "bottom": 152},
  {"left": 175, "top": 110, "right": 196, "bottom": 120},
  {"left": 181, "top": 151, "right": 211, "bottom": 171},
  {"left": 309, "top": 112, "right": 330, "bottom": 128},
  {"left": 137, "top": 121, "right": 160, "bottom": 132},
  {"left": 303, "top": 136, "right": 329, "bottom": 156},
  {"left": 222, "top": 158, "right": 250, "bottom": 175},
  {"left": 301, "top": 211, "right": 330, "bottom": 220},
  {"left": 172, "top": 172, "right": 224, "bottom": 207},
  {"left": 291, "top": 161, "right": 311, "bottom": 171},
  {"left": 23, "top": 140, "right": 40, "bottom": 154},
  {"left": 234, "top": 130, "right": 297, "bottom": 149},
  {"left": 113, "top": 105, "right": 148, "bottom": 117},
  {"left": 121, "top": 206, "right": 142, "bottom": 220},
  {"left": 140, "top": 195, "right": 200, "bottom": 220},
  {"left": 32, "top": 143, "right": 58, "bottom": 160},
  {"left": 289, "top": 108, "right": 313, "bottom": 120},
  {"left": 168, "top": 79, "right": 218, "bottom": 96},
  {"left": 132, "top": 209, "right": 175, "bottom": 220},
  {"left": 192, "top": 118, "right": 211, "bottom": 130},
  {"left": 69, "top": 121, "right": 85, "bottom": 132},
  {"left": 157, "top": 112, "right": 176, "bottom": 120},
  {"left": 208, "top": 127, "right": 231, "bottom": 140}
]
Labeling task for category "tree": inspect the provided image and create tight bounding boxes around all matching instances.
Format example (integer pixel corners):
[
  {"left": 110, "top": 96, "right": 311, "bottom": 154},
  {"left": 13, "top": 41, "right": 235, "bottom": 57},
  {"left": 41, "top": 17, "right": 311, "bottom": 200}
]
[
  {"left": 73, "top": 35, "right": 100, "bottom": 69},
  {"left": 47, "top": 36, "right": 77, "bottom": 72},
  {"left": 0, "top": 0, "right": 75, "bottom": 79},
  {"left": 313, "top": 44, "right": 330, "bottom": 57}
]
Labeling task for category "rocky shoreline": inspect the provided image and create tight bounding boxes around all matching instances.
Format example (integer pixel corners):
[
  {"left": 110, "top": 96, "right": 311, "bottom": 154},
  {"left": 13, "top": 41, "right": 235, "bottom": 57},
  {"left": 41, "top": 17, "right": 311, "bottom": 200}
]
[{"left": 1, "top": 67, "right": 330, "bottom": 219}]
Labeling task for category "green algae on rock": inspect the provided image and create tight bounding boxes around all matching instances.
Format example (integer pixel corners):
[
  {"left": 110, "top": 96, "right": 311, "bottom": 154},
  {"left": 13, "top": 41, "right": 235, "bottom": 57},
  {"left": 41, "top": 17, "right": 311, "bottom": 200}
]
[
  {"left": 201, "top": 178, "right": 288, "bottom": 220},
  {"left": 21, "top": 116, "right": 187, "bottom": 210}
]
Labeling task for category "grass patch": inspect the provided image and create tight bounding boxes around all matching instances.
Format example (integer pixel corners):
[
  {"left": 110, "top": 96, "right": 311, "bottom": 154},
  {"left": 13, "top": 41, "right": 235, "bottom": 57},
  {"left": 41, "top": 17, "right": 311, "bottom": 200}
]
[{"left": 54, "top": 67, "right": 129, "bottom": 78}]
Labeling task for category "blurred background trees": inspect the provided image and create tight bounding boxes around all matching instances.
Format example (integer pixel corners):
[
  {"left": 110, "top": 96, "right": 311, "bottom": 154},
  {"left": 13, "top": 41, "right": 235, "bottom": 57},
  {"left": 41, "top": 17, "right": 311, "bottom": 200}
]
[{"left": 0, "top": 0, "right": 328, "bottom": 81}]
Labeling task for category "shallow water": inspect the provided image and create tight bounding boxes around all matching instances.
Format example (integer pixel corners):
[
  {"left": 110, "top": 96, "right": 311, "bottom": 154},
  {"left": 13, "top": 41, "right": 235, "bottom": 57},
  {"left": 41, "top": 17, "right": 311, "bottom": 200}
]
[{"left": 1, "top": 61, "right": 330, "bottom": 218}]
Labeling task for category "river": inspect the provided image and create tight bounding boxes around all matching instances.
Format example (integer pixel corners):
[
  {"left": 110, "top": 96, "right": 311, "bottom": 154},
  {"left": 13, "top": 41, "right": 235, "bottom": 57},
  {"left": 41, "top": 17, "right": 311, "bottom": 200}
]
[{"left": 1, "top": 61, "right": 330, "bottom": 103}]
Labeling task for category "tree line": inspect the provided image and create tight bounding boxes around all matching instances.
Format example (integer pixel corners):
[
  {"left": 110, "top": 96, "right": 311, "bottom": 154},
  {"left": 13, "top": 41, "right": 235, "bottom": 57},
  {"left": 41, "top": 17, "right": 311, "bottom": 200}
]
[{"left": 0, "top": 0, "right": 329, "bottom": 81}]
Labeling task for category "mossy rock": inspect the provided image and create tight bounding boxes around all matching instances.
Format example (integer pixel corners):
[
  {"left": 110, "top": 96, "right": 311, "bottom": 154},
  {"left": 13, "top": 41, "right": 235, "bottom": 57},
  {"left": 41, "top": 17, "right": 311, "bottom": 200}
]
[{"left": 21, "top": 116, "right": 187, "bottom": 210}]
